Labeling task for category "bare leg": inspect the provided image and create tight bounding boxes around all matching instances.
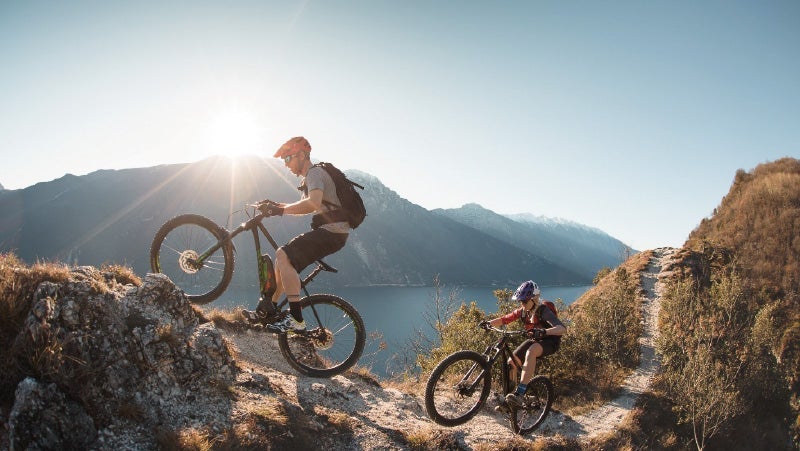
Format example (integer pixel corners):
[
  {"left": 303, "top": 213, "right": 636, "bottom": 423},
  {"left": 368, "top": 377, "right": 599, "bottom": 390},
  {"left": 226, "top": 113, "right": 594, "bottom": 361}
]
[
  {"left": 520, "top": 343, "right": 544, "bottom": 385},
  {"left": 272, "top": 259, "right": 284, "bottom": 303},
  {"left": 274, "top": 248, "right": 300, "bottom": 301},
  {"left": 274, "top": 248, "right": 302, "bottom": 322}
]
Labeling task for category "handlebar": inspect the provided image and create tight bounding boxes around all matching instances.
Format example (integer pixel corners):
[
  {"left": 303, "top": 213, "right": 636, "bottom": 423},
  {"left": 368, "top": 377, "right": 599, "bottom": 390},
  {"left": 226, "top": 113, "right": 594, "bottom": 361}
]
[
  {"left": 480, "top": 324, "right": 527, "bottom": 336},
  {"left": 246, "top": 199, "right": 284, "bottom": 219}
]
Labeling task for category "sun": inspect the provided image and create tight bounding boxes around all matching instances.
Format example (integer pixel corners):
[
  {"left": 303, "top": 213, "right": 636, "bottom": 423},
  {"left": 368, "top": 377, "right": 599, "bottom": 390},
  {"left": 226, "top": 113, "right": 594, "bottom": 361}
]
[{"left": 207, "top": 108, "right": 263, "bottom": 157}]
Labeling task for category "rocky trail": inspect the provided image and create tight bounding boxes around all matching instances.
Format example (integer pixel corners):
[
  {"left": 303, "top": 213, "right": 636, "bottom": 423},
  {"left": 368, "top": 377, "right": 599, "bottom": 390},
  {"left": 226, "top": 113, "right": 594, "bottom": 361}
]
[{"left": 225, "top": 247, "right": 678, "bottom": 449}]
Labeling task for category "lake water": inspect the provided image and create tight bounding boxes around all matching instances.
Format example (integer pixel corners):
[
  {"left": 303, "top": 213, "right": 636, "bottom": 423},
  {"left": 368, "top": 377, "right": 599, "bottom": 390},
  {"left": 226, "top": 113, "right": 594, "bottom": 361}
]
[{"left": 208, "top": 284, "right": 591, "bottom": 379}]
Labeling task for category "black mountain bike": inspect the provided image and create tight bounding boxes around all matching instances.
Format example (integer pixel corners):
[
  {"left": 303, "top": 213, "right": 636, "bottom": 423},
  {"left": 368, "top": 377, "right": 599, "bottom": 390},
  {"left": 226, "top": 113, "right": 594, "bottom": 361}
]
[
  {"left": 149, "top": 202, "right": 365, "bottom": 378},
  {"left": 424, "top": 325, "right": 554, "bottom": 434}
]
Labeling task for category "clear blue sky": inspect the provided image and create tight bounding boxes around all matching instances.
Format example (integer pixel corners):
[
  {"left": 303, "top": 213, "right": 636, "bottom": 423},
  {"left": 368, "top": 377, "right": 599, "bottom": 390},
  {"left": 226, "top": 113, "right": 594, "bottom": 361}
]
[{"left": 1, "top": 1, "right": 798, "bottom": 251}]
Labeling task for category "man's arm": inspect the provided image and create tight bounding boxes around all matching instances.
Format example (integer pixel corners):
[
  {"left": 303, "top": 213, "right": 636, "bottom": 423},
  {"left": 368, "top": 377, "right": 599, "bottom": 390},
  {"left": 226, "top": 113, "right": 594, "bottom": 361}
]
[{"left": 282, "top": 189, "right": 323, "bottom": 215}]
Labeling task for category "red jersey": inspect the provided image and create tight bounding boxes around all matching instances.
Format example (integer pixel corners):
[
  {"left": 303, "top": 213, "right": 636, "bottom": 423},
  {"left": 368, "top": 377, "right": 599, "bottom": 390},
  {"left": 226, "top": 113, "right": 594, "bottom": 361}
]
[{"left": 499, "top": 303, "right": 562, "bottom": 332}]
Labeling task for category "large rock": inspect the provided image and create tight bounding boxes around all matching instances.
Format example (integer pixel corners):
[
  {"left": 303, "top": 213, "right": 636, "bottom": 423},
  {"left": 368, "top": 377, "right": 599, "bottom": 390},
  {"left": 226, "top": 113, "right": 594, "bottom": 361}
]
[
  {"left": 9, "top": 377, "right": 95, "bottom": 450},
  {"left": 6, "top": 268, "right": 238, "bottom": 450}
]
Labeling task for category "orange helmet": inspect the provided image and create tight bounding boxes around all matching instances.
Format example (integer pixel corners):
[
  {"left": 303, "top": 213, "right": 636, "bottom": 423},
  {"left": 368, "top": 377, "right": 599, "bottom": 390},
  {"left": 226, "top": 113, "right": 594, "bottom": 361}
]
[{"left": 273, "top": 136, "right": 311, "bottom": 158}]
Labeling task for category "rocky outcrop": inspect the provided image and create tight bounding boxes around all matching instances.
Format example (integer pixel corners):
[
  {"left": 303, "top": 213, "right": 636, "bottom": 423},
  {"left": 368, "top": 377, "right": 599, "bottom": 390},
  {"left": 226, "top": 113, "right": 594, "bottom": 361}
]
[{"left": 3, "top": 268, "right": 238, "bottom": 450}]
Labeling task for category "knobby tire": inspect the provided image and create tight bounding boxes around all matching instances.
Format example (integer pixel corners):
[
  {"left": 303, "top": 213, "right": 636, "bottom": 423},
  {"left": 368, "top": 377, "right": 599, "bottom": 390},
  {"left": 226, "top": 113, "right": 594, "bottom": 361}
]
[
  {"left": 278, "top": 294, "right": 365, "bottom": 378},
  {"left": 510, "top": 375, "right": 554, "bottom": 434},
  {"left": 424, "top": 350, "right": 491, "bottom": 427}
]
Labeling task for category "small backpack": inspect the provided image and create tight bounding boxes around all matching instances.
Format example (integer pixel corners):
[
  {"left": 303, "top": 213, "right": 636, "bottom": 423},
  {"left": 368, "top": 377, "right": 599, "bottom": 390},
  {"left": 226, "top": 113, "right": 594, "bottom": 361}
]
[
  {"left": 533, "top": 301, "right": 558, "bottom": 327},
  {"left": 309, "top": 162, "right": 367, "bottom": 229}
]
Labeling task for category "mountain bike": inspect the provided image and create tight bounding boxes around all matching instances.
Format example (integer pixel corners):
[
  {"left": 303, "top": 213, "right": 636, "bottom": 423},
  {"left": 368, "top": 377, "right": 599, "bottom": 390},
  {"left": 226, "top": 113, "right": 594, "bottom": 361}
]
[
  {"left": 424, "top": 325, "right": 554, "bottom": 434},
  {"left": 149, "top": 201, "right": 365, "bottom": 378}
]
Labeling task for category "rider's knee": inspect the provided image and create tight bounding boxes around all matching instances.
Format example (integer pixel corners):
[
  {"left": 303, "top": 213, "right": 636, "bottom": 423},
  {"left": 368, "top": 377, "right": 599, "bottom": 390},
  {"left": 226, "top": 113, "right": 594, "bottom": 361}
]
[{"left": 275, "top": 248, "right": 289, "bottom": 265}]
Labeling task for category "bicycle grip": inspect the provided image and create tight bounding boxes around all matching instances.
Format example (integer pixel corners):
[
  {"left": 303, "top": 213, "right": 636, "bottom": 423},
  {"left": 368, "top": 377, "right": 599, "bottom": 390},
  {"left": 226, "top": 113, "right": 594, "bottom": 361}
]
[{"left": 258, "top": 200, "right": 284, "bottom": 217}]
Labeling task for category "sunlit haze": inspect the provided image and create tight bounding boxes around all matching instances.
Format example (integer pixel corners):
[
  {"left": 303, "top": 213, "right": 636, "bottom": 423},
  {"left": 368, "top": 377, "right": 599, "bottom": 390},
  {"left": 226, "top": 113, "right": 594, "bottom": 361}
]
[{"left": 1, "top": 1, "right": 798, "bottom": 251}]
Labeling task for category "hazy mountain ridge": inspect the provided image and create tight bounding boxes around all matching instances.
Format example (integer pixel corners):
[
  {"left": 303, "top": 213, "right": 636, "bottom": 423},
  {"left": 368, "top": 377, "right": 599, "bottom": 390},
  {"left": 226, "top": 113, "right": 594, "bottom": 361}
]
[
  {"left": 0, "top": 157, "right": 627, "bottom": 290},
  {"left": 433, "top": 203, "right": 632, "bottom": 280}
]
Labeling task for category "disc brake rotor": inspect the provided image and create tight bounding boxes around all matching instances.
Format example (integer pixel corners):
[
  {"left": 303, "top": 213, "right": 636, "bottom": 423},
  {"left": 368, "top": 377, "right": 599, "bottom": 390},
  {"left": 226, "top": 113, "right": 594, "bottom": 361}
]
[
  {"left": 178, "top": 250, "right": 200, "bottom": 274},
  {"left": 310, "top": 328, "right": 334, "bottom": 350}
]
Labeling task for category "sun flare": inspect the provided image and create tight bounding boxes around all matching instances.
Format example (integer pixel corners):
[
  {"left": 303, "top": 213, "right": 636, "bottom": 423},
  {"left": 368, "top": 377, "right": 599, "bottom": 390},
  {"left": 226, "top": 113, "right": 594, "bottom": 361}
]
[{"left": 208, "top": 108, "right": 263, "bottom": 157}]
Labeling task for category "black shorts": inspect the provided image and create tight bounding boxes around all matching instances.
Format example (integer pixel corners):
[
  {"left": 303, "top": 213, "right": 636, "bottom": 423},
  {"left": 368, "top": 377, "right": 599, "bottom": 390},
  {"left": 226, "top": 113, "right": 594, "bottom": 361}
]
[
  {"left": 513, "top": 337, "right": 561, "bottom": 363},
  {"left": 280, "top": 228, "right": 348, "bottom": 273}
]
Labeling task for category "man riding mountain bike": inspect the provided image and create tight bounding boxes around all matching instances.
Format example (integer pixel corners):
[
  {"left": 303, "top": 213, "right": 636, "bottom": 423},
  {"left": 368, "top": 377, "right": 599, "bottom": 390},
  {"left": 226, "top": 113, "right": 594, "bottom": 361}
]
[
  {"left": 480, "top": 280, "right": 567, "bottom": 410},
  {"left": 243, "top": 136, "right": 352, "bottom": 333}
]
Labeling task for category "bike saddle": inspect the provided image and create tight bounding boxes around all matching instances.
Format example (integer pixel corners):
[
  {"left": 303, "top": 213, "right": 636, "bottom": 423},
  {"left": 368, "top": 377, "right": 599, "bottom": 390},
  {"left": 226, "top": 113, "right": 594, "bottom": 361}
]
[{"left": 317, "top": 259, "right": 338, "bottom": 273}]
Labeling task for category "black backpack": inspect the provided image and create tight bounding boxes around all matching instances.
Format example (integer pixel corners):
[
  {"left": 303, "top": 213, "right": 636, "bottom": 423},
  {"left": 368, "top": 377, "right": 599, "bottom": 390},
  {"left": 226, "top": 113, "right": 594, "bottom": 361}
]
[{"left": 307, "top": 162, "right": 367, "bottom": 229}]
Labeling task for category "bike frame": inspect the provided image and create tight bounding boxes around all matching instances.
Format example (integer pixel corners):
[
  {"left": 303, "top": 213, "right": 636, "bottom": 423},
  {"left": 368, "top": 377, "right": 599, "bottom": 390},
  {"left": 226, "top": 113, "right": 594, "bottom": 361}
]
[
  {"left": 194, "top": 207, "right": 337, "bottom": 321},
  {"left": 460, "top": 328, "right": 525, "bottom": 397}
]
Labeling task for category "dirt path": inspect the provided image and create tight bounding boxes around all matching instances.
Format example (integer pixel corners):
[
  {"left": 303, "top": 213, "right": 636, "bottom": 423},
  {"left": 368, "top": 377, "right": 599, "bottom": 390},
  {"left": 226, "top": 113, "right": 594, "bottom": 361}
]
[
  {"left": 224, "top": 247, "right": 678, "bottom": 449},
  {"left": 551, "top": 246, "right": 676, "bottom": 439}
]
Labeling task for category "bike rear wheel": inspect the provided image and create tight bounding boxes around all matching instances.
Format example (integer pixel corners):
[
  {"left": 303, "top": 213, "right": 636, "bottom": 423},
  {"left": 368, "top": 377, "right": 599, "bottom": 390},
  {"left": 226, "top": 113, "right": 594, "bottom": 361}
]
[
  {"left": 424, "top": 350, "right": 491, "bottom": 427},
  {"left": 150, "top": 214, "right": 234, "bottom": 304},
  {"left": 510, "top": 375, "right": 554, "bottom": 434},
  {"left": 278, "top": 294, "right": 365, "bottom": 378}
]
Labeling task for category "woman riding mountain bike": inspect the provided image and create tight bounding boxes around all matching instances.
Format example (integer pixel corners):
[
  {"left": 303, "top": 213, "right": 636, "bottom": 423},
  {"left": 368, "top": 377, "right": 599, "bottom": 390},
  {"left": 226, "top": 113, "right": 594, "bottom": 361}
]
[{"left": 479, "top": 280, "right": 566, "bottom": 411}]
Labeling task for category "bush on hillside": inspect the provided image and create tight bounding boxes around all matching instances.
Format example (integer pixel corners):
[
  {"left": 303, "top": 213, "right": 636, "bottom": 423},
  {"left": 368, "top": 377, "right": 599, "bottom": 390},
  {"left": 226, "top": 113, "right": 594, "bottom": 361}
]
[
  {"left": 658, "top": 246, "right": 793, "bottom": 450},
  {"left": 684, "top": 158, "right": 799, "bottom": 447}
]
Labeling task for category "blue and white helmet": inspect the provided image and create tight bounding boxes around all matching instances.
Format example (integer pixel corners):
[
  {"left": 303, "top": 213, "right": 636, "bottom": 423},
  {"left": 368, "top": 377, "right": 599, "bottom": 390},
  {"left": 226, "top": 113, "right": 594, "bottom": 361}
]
[{"left": 512, "top": 280, "right": 540, "bottom": 302}]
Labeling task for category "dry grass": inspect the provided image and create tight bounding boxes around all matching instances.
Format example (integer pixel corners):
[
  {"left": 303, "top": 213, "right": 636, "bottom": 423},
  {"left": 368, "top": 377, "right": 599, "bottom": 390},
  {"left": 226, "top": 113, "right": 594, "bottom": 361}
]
[
  {"left": 382, "top": 373, "right": 424, "bottom": 395},
  {"left": 313, "top": 405, "right": 358, "bottom": 434},
  {"left": 0, "top": 253, "right": 72, "bottom": 404},
  {"left": 248, "top": 396, "right": 290, "bottom": 426},
  {"left": 100, "top": 262, "right": 142, "bottom": 286},
  {"left": 346, "top": 363, "right": 382, "bottom": 387},
  {"left": 156, "top": 426, "right": 222, "bottom": 451},
  {"left": 403, "top": 426, "right": 462, "bottom": 450},
  {"left": 201, "top": 306, "right": 250, "bottom": 333}
]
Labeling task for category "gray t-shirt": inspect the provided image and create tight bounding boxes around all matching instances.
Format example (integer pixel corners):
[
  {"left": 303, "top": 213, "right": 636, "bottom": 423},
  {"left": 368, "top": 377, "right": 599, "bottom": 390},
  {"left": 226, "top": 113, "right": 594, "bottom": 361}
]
[{"left": 304, "top": 166, "right": 350, "bottom": 234}]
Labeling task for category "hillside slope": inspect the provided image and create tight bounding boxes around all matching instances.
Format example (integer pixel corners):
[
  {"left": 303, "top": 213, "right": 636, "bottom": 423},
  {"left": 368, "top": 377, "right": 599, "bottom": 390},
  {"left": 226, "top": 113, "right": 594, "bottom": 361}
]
[
  {"left": 667, "top": 157, "right": 800, "bottom": 447},
  {"left": 0, "top": 250, "right": 674, "bottom": 450}
]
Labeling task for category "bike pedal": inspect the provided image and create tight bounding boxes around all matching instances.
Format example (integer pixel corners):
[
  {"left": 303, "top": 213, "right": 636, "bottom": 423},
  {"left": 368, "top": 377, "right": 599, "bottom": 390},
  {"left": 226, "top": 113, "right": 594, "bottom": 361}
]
[{"left": 494, "top": 403, "right": 511, "bottom": 414}]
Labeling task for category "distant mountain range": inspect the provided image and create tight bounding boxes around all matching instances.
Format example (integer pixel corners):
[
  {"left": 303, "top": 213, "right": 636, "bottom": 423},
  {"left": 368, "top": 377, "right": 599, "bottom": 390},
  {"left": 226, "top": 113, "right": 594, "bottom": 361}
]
[
  {"left": 0, "top": 156, "right": 632, "bottom": 290},
  {"left": 434, "top": 204, "right": 633, "bottom": 280}
]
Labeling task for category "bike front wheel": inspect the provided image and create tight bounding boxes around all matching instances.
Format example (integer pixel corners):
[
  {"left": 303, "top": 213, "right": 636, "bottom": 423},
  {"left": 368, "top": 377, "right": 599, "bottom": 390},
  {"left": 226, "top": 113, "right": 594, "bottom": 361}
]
[
  {"left": 278, "top": 294, "right": 365, "bottom": 378},
  {"left": 510, "top": 374, "right": 554, "bottom": 434},
  {"left": 424, "top": 350, "right": 491, "bottom": 427},
  {"left": 150, "top": 214, "right": 234, "bottom": 304}
]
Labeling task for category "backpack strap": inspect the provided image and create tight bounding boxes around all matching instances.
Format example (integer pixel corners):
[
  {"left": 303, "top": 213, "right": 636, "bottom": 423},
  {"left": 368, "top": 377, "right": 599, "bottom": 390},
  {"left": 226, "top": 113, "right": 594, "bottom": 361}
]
[{"left": 533, "top": 304, "right": 545, "bottom": 326}]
